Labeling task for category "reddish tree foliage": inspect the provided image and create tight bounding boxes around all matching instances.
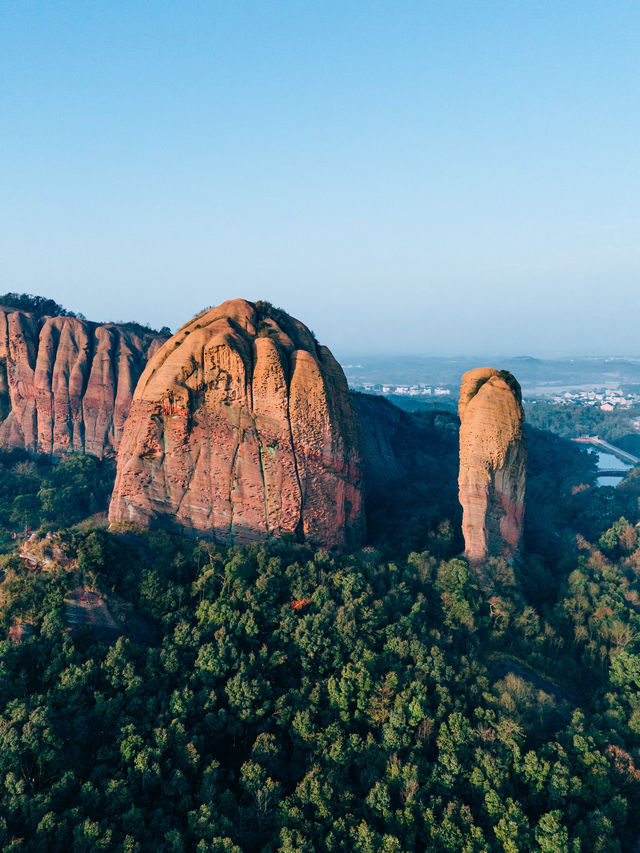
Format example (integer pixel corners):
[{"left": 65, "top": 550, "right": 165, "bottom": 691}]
[
  {"left": 290, "top": 598, "right": 311, "bottom": 611},
  {"left": 606, "top": 745, "right": 640, "bottom": 784}
]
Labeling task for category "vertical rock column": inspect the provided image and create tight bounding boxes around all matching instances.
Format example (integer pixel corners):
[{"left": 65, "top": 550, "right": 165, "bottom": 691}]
[{"left": 458, "top": 368, "right": 526, "bottom": 563}]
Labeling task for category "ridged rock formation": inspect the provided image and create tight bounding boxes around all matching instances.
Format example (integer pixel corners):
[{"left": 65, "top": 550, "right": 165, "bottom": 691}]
[
  {"left": 109, "top": 299, "right": 364, "bottom": 550},
  {"left": 0, "top": 308, "right": 165, "bottom": 458},
  {"left": 458, "top": 368, "right": 526, "bottom": 563}
]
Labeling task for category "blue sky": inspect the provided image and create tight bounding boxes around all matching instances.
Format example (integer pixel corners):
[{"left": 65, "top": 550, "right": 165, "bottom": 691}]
[{"left": 1, "top": 1, "right": 638, "bottom": 356}]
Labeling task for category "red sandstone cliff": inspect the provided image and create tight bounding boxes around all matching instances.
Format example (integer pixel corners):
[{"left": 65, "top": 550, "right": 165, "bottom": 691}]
[
  {"left": 458, "top": 367, "right": 526, "bottom": 564},
  {"left": 0, "top": 307, "right": 164, "bottom": 458},
  {"left": 109, "top": 299, "right": 364, "bottom": 550}
]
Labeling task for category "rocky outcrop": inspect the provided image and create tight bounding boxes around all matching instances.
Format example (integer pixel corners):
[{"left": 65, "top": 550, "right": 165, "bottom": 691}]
[
  {"left": 109, "top": 299, "right": 364, "bottom": 550},
  {"left": 20, "top": 531, "right": 72, "bottom": 568},
  {"left": 0, "top": 308, "right": 165, "bottom": 458},
  {"left": 458, "top": 368, "right": 526, "bottom": 563}
]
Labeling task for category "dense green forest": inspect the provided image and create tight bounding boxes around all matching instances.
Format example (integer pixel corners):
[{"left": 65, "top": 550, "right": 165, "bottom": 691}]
[
  {"left": 0, "top": 294, "right": 78, "bottom": 319},
  {"left": 0, "top": 449, "right": 115, "bottom": 549},
  {"left": 525, "top": 402, "right": 640, "bottom": 457},
  {"left": 2, "top": 424, "right": 640, "bottom": 851}
]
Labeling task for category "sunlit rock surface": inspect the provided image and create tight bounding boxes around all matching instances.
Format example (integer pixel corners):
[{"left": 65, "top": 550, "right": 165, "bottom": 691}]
[
  {"left": 109, "top": 299, "right": 364, "bottom": 550},
  {"left": 458, "top": 367, "right": 526, "bottom": 563},
  {"left": 0, "top": 307, "right": 164, "bottom": 457}
]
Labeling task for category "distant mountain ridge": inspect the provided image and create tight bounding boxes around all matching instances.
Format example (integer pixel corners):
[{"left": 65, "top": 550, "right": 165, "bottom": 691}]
[{"left": 343, "top": 354, "right": 640, "bottom": 400}]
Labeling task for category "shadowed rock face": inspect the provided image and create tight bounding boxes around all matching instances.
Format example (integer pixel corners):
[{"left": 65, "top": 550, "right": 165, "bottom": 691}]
[
  {"left": 458, "top": 368, "right": 526, "bottom": 563},
  {"left": 0, "top": 308, "right": 164, "bottom": 458},
  {"left": 109, "top": 299, "right": 365, "bottom": 550}
]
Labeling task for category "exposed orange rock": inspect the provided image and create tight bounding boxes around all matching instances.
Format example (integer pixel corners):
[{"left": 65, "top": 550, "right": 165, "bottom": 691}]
[
  {"left": 458, "top": 367, "right": 526, "bottom": 564},
  {"left": 8, "top": 621, "right": 34, "bottom": 644},
  {"left": 109, "top": 299, "right": 364, "bottom": 550},
  {"left": 0, "top": 308, "right": 164, "bottom": 458},
  {"left": 20, "top": 531, "right": 72, "bottom": 568}
]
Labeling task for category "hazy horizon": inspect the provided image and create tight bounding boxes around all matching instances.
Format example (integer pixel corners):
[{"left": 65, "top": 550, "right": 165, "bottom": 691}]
[
  {"left": 5, "top": 289, "right": 640, "bottom": 362},
  {"left": 2, "top": 1, "right": 639, "bottom": 357}
]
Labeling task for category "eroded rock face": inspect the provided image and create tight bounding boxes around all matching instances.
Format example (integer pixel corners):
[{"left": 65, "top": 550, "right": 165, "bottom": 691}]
[
  {"left": 0, "top": 308, "right": 164, "bottom": 458},
  {"left": 109, "top": 299, "right": 364, "bottom": 550},
  {"left": 458, "top": 368, "right": 526, "bottom": 563}
]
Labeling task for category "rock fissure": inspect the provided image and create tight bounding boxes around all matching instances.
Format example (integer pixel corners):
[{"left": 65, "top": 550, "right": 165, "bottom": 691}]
[
  {"left": 286, "top": 390, "right": 305, "bottom": 541},
  {"left": 228, "top": 438, "right": 241, "bottom": 508}
]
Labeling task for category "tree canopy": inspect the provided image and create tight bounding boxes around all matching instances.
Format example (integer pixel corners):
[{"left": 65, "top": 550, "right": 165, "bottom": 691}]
[{"left": 0, "top": 411, "right": 638, "bottom": 851}]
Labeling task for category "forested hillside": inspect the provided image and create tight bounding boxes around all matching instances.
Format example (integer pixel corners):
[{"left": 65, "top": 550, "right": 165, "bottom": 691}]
[
  {"left": 1, "top": 416, "right": 639, "bottom": 851},
  {"left": 526, "top": 401, "right": 640, "bottom": 457}
]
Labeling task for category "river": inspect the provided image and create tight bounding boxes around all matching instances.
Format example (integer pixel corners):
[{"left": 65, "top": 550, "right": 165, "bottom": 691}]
[{"left": 586, "top": 448, "right": 633, "bottom": 487}]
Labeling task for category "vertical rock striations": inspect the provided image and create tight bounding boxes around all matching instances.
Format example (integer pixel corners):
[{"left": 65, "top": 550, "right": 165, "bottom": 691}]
[
  {"left": 0, "top": 308, "right": 165, "bottom": 458},
  {"left": 109, "top": 299, "right": 365, "bottom": 550},
  {"left": 458, "top": 368, "right": 526, "bottom": 564}
]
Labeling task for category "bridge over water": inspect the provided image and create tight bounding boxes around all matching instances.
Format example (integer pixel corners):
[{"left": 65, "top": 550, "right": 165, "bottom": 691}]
[
  {"left": 572, "top": 436, "right": 639, "bottom": 482},
  {"left": 572, "top": 436, "right": 640, "bottom": 466}
]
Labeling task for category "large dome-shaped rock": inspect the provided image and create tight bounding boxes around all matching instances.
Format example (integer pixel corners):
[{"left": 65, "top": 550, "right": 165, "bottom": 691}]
[
  {"left": 458, "top": 367, "right": 526, "bottom": 564},
  {"left": 0, "top": 308, "right": 164, "bottom": 458},
  {"left": 109, "top": 299, "right": 365, "bottom": 550}
]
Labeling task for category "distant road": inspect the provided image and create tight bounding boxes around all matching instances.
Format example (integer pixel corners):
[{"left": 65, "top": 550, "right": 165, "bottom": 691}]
[{"left": 572, "top": 436, "right": 640, "bottom": 466}]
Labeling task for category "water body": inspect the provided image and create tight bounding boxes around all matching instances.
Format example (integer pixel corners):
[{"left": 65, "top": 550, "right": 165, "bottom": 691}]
[
  {"left": 587, "top": 448, "right": 632, "bottom": 487},
  {"left": 598, "top": 474, "right": 627, "bottom": 487}
]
